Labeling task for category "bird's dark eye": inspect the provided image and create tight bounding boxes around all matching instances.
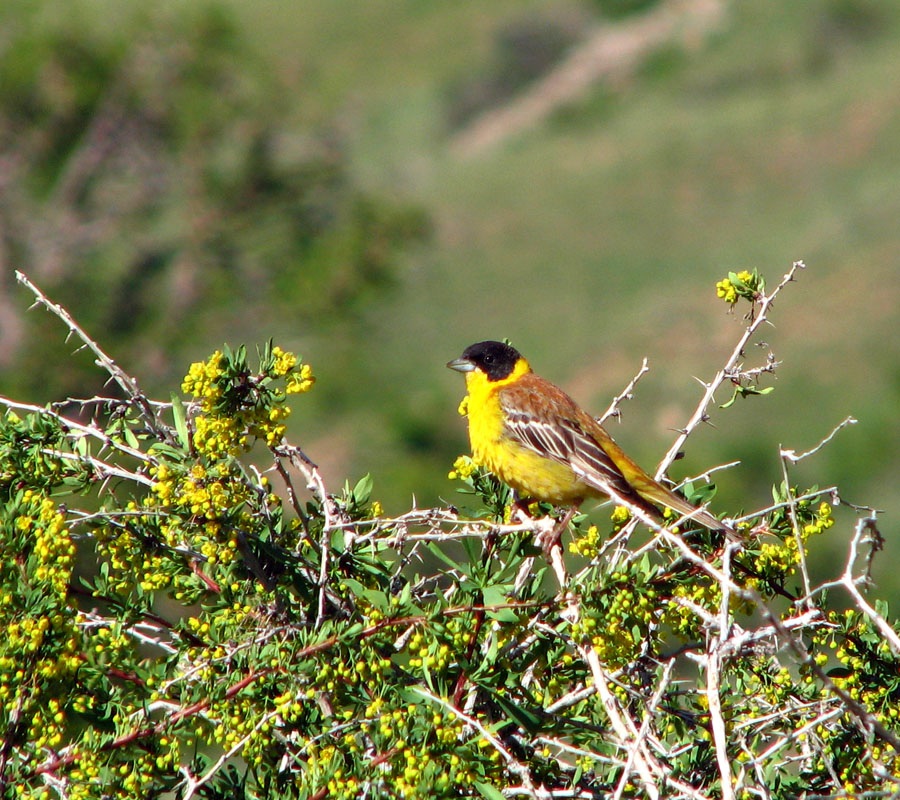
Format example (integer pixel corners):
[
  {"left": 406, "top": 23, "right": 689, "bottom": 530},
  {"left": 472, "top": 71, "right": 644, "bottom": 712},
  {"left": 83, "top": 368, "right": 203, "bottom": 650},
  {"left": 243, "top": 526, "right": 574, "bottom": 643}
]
[{"left": 459, "top": 341, "right": 520, "bottom": 381}]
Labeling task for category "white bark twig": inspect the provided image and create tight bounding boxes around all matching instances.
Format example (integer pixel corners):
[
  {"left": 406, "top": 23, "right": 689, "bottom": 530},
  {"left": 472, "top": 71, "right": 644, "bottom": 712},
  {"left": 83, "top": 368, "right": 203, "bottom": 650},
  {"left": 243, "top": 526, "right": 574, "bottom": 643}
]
[
  {"left": 598, "top": 358, "right": 650, "bottom": 425},
  {"left": 840, "top": 517, "right": 899, "bottom": 654},
  {"left": 0, "top": 396, "right": 158, "bottom": 470},
  {"left": 706, "top": 546, "right": 735, "bottom": 800},
  {"left": 15, "top": 270, "right": 176, "bottom": 444},
  {"left": 656, "top": 260, "right": 805, "bottom": 480},
  {"left": 612, "top": 659, "right": 675, "bottom": 800},
  {"left": 780, "top": 416, "right": 858, "bottom": 464},
  {"left": 582, "top": 646, "right": 661, "bottom": 800}
]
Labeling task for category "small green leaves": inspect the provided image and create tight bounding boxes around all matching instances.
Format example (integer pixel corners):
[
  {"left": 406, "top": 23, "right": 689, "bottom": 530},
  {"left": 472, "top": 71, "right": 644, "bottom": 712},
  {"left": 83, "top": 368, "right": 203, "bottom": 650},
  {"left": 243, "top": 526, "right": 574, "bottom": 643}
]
[
  {"left": 720, "top": 383, "right": 775, "bottom": 408},
  {"left": 716, "top": 267, "right": 766, "bottom": 306}
]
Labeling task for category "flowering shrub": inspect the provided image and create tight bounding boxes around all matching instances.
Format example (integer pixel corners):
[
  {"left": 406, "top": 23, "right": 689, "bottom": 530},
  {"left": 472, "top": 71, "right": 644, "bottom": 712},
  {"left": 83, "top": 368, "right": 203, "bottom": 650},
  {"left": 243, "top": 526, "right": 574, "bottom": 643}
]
[{"left": 0, "top": 265, "right": 895, "bottom": 799}]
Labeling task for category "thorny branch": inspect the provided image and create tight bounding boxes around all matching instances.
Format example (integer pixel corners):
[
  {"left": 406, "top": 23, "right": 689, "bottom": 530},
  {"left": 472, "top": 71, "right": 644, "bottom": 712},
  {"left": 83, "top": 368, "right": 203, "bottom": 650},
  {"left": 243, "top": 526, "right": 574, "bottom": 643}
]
[
  {"left": 655, "top": 260, "right": 806, "bottom": 482},
  {"left": 15, "top": 270, "right": 177, "bottom": 446},
  {"left": 598, "top": 357, "right": 650, "bottom": 425}
]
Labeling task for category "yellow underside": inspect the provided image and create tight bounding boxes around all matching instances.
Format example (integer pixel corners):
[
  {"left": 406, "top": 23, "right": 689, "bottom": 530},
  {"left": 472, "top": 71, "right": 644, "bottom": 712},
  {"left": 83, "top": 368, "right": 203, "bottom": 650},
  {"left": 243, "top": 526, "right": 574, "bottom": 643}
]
[
  {"left": 464, "top": 362, "right": 595, "bottom": 506},
  {"left": 477, "top": 437, "right": 592, "bottom": 505}
]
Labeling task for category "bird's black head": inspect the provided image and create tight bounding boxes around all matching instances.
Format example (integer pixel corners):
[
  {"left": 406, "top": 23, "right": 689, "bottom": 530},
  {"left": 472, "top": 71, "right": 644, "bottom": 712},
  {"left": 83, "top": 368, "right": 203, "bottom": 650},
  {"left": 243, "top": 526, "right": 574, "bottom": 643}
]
[{"left": 447, "top": 340, "right": 523, "bottom": 382}]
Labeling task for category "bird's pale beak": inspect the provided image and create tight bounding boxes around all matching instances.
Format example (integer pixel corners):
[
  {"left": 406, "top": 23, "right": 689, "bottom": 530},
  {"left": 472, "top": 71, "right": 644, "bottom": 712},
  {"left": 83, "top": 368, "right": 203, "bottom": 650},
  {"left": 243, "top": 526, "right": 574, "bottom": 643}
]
[{"left": 446, "top": 357, "right": 475, "bottom": 373}]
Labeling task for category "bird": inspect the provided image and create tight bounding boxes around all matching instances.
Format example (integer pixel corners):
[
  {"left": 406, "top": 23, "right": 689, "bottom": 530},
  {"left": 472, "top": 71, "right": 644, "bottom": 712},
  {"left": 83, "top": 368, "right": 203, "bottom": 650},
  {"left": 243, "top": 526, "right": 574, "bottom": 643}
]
[{"left": 447, "top": 340, "right": 735, "bottom": 538}]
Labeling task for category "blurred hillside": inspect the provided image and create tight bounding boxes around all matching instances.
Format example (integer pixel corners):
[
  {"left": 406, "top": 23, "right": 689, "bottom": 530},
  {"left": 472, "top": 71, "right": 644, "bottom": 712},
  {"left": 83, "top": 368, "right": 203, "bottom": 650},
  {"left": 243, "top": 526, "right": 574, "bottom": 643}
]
[{"left": 1, "top": 1, "right": 898, "bottom": 583}]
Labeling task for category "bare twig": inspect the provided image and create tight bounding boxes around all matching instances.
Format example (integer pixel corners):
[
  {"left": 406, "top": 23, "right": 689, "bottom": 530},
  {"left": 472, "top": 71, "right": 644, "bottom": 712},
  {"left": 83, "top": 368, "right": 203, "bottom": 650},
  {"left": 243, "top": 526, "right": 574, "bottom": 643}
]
[
  {"left": 731, "top": 486, "right": 838, "bottom": 525},
  {"left": 582, "top": 646, "right": 662, "bottom": 800},
  {"left": 598, "top": 357, "right": 650, "bottom": 425},
  {"left": 840, "top": 517, "right": 899, "bottom": 654},
  {"left": 781, "top": 416, "right": 858, "bottom": 464},
  {"left": 779, "top": 452, "right": 815, "bottom": 608},
  {"left": 15, "top": 271, "right": 176, "bottom": 444},
  {"left": 656, "top": 260, "right": 805, "bottom": 480},
  {"left": 612, "top": 659, "right": 676, "bottom": 800},
  {"left": 273, "top": 443, "right": 340, "bottom": 629},
  {"left": 706, "top": 547, "right": 735, "bottom": 800}
]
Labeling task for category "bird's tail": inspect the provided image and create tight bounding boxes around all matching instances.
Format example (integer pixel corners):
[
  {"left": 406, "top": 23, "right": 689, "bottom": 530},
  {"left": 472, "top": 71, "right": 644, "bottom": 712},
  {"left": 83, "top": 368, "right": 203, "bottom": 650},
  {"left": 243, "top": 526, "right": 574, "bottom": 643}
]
[{"left": 636, "top": 476, "right": 740, "bottom": 543}]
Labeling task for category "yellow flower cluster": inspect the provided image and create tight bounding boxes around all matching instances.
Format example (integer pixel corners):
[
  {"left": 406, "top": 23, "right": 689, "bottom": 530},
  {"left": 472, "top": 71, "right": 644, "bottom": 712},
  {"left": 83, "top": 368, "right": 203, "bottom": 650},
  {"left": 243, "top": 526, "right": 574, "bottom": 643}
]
[
  {"left": 610, "top": 505, "right": 631, "bottom": 528},
  {"left": 211, "top": 694, "right": 266, "bottom": 761},
  {"left": 181, "top": 346, "right": 315, "bottom": 459},
  {"left": 181, "top": 351, "right": 247, "bottom": 459},
  {"left": 827, "top": 613, "right": 892, "bottom": 706},
  {"left": 93, "top": 503, "right": 176, "bottom": 595},
  {"left": 1, "top": 617, "right": 79, "bottom": 693},
  {"left": 407, "top": 632, "right": 452, "bottom": 673},
  {"left": 666, "top": 580, "right": 722, "bottom": 639},
  {"left": 358, "top": 698, "right": 480, "bottom": 797},
  {"left": 568, "top": 524, "right": 601, "bottom": 559},
  {"left": 750, "top": 501, "right": 835, "bottom": 580},
  {"left": 144, "top": 462, "right": 251, "bottom": 574},
  {"left": 0, "top": 493, "right": 80, "bottom": 760},
  {"left": 803, "top": 500, "right": 835, "bottom": 536},
  {"left": 805, "top": 608, "right": 900, "bottom": 791},
  {"left": 181, "top": 350, "right": 225, "bottom": 405},
  {"left": 192, "top": 413, "right": 248, "bottom": 460},
  {"left": 285, "top": 364, "right": 316, "bottom": 395},
  {"left": 153, "top": 463, "right": 248, "bottom": 521},
  {"left": 411, "top": 617, "right": 470, "bottom": 667},
  {"left": 572, "top": 575, "right": 658, "bottom": 668},
  {"left": 18, "top": 490, "right": 75, "bottom": 598},
  {"left": 738, "top": 661, "right": 799, "bottom": 727},
  {"left": 447, "top": 455, "right": 476, "bottom": 481},
  {"left": 716, "top": 269, "right": 754, "bottom": 305},
  {"left": 270, "top": 346, "right": 316, "bottom": 395},
  {"left": 263, "top": 403, "right": 290, "bottom": 447}
]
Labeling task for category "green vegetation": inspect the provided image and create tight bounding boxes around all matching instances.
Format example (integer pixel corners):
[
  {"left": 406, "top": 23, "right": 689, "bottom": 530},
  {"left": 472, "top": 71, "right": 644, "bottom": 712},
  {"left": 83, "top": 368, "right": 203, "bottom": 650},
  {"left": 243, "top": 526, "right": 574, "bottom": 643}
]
[{"left": 0, "top": 270, "right": 897, "bottom": 798}]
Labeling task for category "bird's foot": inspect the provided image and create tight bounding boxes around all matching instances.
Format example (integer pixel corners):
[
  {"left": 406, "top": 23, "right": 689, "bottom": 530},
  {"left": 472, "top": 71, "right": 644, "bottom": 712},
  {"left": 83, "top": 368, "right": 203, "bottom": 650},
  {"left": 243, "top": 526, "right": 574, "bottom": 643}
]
[{"left": 535, "top": 506, "right": 578, "bottom": 555}]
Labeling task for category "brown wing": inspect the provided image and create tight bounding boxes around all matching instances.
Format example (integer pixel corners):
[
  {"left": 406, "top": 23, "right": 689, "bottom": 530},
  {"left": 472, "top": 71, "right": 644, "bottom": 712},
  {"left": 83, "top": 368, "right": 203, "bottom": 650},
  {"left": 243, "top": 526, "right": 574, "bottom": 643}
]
[
  {"left": 498, "top": 375, "right": 636, "bottom": 500},
  {"left": 499, "top": 374, "right": 734, "bottom": 536}
]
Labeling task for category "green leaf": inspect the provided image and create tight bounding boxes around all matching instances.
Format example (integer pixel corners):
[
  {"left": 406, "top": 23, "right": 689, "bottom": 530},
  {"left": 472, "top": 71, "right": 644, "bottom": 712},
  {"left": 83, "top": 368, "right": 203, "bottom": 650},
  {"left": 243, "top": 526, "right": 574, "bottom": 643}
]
[
  {"left": 475, "top": 783, "right": 507, "bottom": 800},
  {"left": 683, "top": 481, "right": 717, "bottom": 506},
  {"left": 720, "top": 384, "right": 774, "bottom": 409},
  {"left": 170, "top": 393, "right": 190, "bottom": 449},
  {"left": 488, "top": 690, "right": 543, "bottom": 732},
  {"left": 481, "top": 584, "right": 509, "bottom": 606},
  {"left": 353, "top": 473, "right": 373, "bottom": 505},
  {"left": 122, "top": 424, "right": 140, "bottom": 450},
  {"left": 146, "top": 442, "right": 186, "bottom": 461},
  {"left": 361, "top": 589, "right": 390, "bottom": 613},
  {"left": 398, "top": 580, "right": 412, "bottom": 608},
  {"left": 425, "top": 542, "right": 464, "bottom": 573},
  {"left": 485, "top": 606, "right": 519, "bottom": 623},
  {"left": 340, "top": 578, "right": 367, "bottom": 598},
  {"left": 72, "top": 435, "right": 90, "bottom": 458},
  {"left": 772, "top": 482, "right": 789, "bottom": 504}
]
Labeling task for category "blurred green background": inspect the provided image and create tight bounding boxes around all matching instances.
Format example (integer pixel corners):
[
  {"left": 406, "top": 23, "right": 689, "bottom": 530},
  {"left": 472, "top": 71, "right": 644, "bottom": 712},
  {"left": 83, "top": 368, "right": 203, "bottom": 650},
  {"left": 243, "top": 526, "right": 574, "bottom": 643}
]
[{"left": 1, "top": 1, "right": 897, "bottom": 585}]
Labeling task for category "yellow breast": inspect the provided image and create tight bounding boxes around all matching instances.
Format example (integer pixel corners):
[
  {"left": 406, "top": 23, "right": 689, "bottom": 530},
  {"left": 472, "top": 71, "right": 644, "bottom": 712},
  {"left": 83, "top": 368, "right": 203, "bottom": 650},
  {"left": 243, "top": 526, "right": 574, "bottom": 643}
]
[{"left": 463, "top": 365, "right": 590, "bottom": 506}]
